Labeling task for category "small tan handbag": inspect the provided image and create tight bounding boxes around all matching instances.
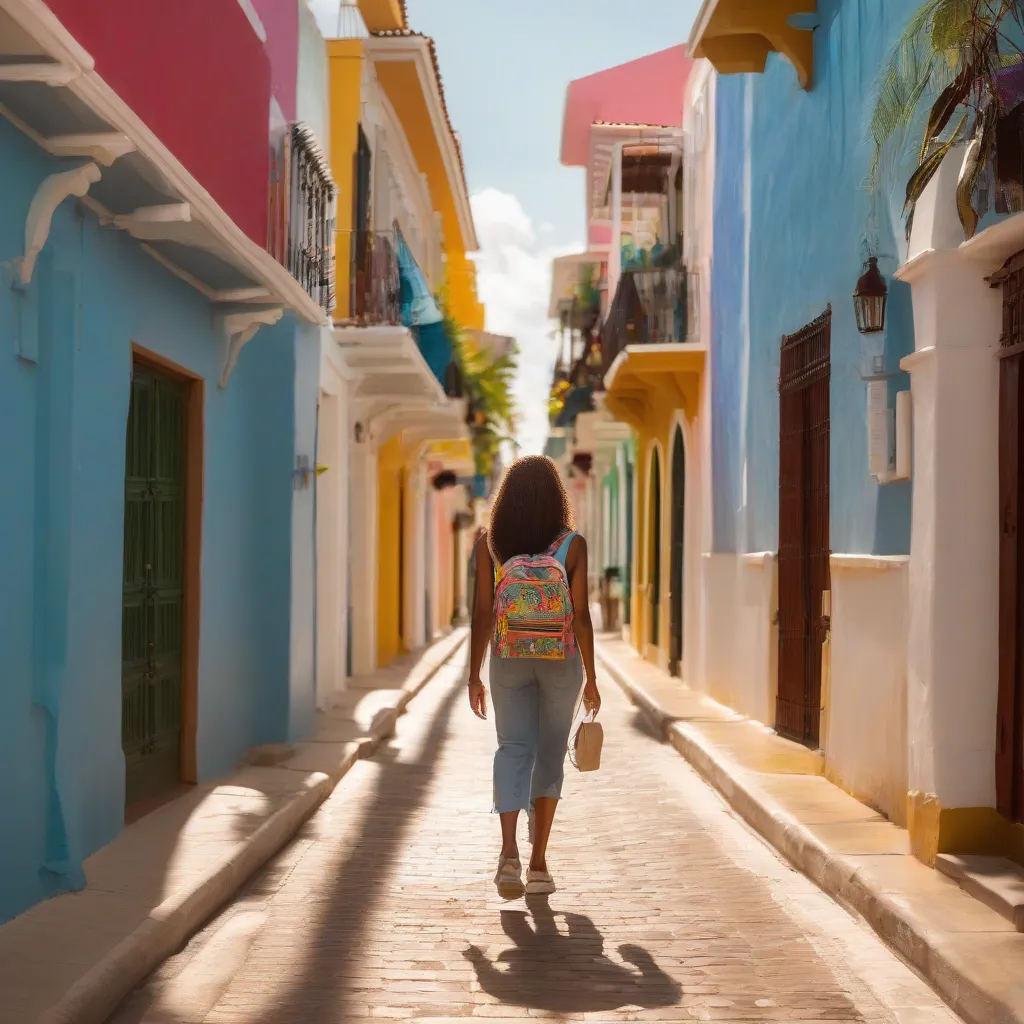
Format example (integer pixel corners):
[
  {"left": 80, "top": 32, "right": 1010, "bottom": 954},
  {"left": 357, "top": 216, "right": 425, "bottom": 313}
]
[{"left": 570, "top": 712, "right": 603, "bottom": 772}]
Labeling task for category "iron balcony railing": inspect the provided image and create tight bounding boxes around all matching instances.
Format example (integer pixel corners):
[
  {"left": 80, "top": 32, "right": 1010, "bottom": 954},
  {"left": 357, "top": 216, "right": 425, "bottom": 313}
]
[
  {"left": 602, "top": 265, "right": 700, "bottom": 373},
  {"left": 267, "top": 123, "right": 337, "bottom": 315},
  {"left": 345, "top": 229, "right": 401, "bottom": 326}
]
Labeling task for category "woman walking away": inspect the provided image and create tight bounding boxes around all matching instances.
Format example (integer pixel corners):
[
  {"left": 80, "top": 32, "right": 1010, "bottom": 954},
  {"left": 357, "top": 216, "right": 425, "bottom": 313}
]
[{"left": 467, "top": 455, "right": 600, "bottom": 899}]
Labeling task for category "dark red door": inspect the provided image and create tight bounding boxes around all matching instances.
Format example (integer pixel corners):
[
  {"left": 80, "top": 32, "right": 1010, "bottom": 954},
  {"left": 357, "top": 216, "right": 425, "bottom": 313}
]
[
  {"left": 776, "top": 307, "right": 831, "bottom": 748},
  {"left": 996, "top": 252, "right": 1024, "bottom": 822}
]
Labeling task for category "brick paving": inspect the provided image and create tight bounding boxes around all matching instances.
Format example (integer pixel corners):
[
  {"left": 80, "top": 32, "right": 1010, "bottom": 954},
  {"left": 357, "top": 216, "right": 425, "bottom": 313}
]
[{"left": 109, "top": 650, "right": 960, "bottom": 1023}]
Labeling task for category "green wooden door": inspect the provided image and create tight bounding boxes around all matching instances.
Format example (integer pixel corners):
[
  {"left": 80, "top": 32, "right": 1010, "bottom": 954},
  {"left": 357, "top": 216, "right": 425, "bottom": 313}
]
[{"left": 122, "top": 366, "right": 186, "bottom": 806}]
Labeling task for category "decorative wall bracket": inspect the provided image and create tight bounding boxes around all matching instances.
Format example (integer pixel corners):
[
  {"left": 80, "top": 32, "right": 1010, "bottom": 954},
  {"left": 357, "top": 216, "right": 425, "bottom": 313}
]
[
  {"left": 14, "top": 162, "right": 101, "bottom": 288},
  {"left": 219, "top": 307, "right": 284, "bottom": 388}
]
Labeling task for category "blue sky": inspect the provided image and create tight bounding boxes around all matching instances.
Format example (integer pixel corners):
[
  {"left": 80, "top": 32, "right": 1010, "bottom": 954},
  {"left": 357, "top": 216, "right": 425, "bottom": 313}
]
[{"left": 413, "top": 0, "right": 703, "bottom": 248}]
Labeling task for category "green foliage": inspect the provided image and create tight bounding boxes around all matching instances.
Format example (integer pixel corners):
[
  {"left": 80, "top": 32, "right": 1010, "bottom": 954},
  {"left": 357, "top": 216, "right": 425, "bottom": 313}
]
[
  {"left": 439, "top": 292, "right": 519, "bottom": 477},
  {"left": 868, "top": 0, "right": 1024, "bottom": 239}
]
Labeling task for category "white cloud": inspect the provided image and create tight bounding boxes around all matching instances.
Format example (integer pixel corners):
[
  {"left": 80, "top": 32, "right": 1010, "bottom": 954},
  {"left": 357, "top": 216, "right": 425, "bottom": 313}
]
[{"left": 470, "top": 188, "right": 583, "bottom": 457}]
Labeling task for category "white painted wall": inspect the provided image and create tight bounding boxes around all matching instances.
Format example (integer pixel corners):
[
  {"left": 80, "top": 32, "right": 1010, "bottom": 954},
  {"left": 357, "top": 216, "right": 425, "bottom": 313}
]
[
  {"left": 348, "top": 436, "right": 379, "bottom": 675},
  {"left": 297, "top": 0, "right": 330, "bottom": 155},
  {"left": 897, "top": 155, "right": 1004, "bottom": 812},
  {"left": 316, "top": 336, "right": 353, "bottom": 706},
  {"left": 701, "top": 552, "right": 777, "bottom": 725},
  {"left": 824, "top": 557, "right": 909, "bottom": 824}
]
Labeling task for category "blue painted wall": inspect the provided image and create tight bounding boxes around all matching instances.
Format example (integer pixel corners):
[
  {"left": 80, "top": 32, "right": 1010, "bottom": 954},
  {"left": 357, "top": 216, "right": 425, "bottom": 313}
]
[
  {"left": 711, "top": 0, "right": 921, "bottom": 557},
  {"left": 0, "top": 116, "right": 318, "bottom": 925}
]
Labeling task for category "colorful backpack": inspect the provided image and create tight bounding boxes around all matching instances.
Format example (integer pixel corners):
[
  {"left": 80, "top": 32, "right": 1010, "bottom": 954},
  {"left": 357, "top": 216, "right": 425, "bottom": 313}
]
[{"left": 492, "top": 531, "right": 577, "bottom": 659}]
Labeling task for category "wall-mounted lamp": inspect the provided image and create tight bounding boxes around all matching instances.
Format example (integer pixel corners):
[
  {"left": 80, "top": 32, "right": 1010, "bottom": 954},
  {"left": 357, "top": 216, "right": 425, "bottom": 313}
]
[
  {"left": 853, "top": 257, "right": 887, "bottom": 335},
  {"left": 354, "top": 422, "right": 365, "bottom": 443}
]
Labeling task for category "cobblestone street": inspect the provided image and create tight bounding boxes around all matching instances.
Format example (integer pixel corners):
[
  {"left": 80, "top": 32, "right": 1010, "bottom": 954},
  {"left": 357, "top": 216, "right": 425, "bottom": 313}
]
[{"left": 109, "top": 649, "right": 960, "bottom": 1024}]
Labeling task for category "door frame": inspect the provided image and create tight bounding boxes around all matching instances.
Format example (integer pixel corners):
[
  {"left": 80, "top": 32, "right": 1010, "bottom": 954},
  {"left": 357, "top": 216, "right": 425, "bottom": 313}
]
[
  {"left": 129, "top": 345, "right": 203, "bottom": 787},
  {"left": 649, "top": 444, "right": 662, "bottom": 649},
  {"left": 669, "top": 424, "right": 686, "bottom": 677}
]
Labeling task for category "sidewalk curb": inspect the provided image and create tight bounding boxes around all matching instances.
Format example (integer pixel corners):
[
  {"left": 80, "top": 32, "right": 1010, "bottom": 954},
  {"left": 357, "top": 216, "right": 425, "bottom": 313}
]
[
  {"left": 598, "top": 646, "right": 1020, "bottom": 1024},
  {"left": 39, "top": 630, "right": 468, "bottom": 1024}
]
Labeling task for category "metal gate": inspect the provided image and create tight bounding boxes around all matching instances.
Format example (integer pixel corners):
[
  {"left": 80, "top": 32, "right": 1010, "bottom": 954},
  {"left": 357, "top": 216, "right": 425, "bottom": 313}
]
[
  {"left": 669, "top": 426, "right": 685, "bottom": 676},
  {"left": 122, "top": 365, "right": 186, "bottom": 806},
  {"left": 776, "top": 307, "right": 831, "bottom": 747},
  {"left": 995, "top": 252, "right": 1024, "bottom": 822}
]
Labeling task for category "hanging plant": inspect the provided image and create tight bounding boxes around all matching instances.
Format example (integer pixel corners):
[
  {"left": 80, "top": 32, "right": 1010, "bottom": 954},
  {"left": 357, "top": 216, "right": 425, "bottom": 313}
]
[{"left": 869, "top": 0, "right": 1024, "bottom": 240}]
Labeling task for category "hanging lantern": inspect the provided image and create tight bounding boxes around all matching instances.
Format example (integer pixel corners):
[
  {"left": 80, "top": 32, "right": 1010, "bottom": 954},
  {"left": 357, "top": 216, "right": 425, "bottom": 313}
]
[{"left": 853, "top": 256, "right": 887, "bottom": 335}]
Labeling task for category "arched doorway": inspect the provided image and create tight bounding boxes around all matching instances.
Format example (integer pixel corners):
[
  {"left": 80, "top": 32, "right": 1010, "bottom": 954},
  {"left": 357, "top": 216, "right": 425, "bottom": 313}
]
[
  {"left": 669, "top": 426, "right": 685, "bottom": 677},
  {"left": 649, "top": 448, "right": 661, "bottom": 648}
]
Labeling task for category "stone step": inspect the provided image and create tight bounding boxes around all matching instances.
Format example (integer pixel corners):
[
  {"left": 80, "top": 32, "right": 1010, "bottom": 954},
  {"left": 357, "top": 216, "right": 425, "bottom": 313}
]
[{"left": 936, "top": 853, "right": 1024, "bottom": 931}]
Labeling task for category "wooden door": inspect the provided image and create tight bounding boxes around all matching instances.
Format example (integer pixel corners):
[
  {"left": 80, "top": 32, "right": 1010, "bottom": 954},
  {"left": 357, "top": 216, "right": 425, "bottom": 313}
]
[
  {"left": 776, "top": 308, "right": 831, "bottom": 748},
  {"left": 122, "top": 365, "right": 186, "bottom": 806},
  {"left": 669, "top": 426, "right": 686, "bottom": 676},
  {"left": 997, "top": 253, "right": 1024, "bottom": 822},
  {"left": 649, "top": 449, "right": 662, "bottom": 648}
]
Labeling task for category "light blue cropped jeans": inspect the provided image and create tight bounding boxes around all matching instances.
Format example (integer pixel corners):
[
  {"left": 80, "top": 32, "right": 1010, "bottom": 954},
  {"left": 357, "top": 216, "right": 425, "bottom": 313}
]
[{"left": 489, "top": 653, "right": 584, "bottom": 814}]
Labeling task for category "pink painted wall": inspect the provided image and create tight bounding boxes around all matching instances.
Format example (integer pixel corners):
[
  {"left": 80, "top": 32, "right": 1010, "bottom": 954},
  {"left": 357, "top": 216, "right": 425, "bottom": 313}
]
[
  {"left": 560, "top": 45, "right": 692, "bottom": 168},
  {"left": 47, "top": 0, "right": 272, "bottom": 246}
]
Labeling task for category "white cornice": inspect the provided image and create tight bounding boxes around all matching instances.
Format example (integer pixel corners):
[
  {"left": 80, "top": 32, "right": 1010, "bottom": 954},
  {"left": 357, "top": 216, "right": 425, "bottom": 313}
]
[
  {"left": 365, "top": 34, "right": 478, "bottom": 252},
  {"left": 687, "top": 0, "right": 720, "bottom": 56}
]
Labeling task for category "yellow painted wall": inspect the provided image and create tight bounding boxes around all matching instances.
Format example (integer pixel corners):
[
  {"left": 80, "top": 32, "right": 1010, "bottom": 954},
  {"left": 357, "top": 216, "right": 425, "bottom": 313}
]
[
  {"left": 377, "top": 436, "right": 405, "bottom": 667},
  {"left": 327, "top": 39, "right": 363, "bottom": 319},
  {"left": 629, "top": 405, "right": 686, "bottom": 666},
  {"left": 357, "top": 0, "right": 404, "bottom": 32},
  {"left": 447, "top": 255, "right": 485, "bottom": 330}
]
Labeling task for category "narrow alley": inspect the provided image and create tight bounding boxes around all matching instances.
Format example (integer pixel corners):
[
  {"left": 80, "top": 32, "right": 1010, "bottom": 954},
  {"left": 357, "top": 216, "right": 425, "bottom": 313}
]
[{"left": 107, "top": 648, "right": 957, "bottom": 1024}]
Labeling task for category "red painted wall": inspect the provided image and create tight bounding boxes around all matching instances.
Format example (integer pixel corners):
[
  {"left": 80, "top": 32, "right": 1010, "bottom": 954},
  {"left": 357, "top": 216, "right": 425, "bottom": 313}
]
[
  {"left": 46, "top": 0, "right": 272, "bottom": 246},
  {"left": 253, "top": 0, "right": 298, "bottom": 122}
]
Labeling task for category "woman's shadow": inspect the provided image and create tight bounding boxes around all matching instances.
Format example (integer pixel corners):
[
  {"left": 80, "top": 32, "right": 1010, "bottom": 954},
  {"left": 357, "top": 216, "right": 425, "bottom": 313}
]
[{"left": 463, "top": 895, "right": 681, "bottom": 1015}]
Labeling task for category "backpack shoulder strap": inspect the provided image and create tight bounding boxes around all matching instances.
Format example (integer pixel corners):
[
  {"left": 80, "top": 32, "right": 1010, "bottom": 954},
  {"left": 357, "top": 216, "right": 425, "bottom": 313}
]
[{"left": 551, "top": 531, "right": 578, "bottom": 567}]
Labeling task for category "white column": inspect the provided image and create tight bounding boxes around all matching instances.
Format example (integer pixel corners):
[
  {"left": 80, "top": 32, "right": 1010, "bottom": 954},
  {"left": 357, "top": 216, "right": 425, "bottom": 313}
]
[
  {"left": 609, "top": 141, "right": 624, "bottom": 301},
  {"left": 349, "top": 437, "right": 378, "bottom": 676},
  {"left": 896, "top": 154, "right": 1002, "bottom": 831}
]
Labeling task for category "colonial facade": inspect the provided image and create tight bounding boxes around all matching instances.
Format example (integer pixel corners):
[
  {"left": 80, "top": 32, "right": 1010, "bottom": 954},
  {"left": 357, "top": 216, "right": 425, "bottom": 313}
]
[
  {"left": 0, "top": 0, "right": 335, "bottom": 923},
  {"left": 318, "top": 0, "right": 486, "bottom": 684}
]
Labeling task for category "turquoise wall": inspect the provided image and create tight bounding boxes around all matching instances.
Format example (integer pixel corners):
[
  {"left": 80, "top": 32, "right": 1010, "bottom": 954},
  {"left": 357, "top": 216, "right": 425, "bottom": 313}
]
[
  {"left": 0, "top": 116, "right": 318, "bottom": 924},
  {"left": 711, "top": 0, "right": 920, "bottom": 557}
]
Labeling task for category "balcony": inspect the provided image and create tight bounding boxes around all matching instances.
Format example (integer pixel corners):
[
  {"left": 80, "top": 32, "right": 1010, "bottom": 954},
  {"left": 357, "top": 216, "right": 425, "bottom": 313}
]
[
  {"left": 602, "top": 265, "right": 700, "bottom": 372},
  {"left": 267, "top": 124, "right": 338, "bottom": 316}
]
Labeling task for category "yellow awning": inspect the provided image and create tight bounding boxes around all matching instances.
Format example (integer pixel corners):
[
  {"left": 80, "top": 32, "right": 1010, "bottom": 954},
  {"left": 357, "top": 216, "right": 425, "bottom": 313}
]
[
  {"left": 603, "top": 346, "right": 705, "bottom": 432},
  {"left": 688, "top": 0, "right": 816, "bottom": 89}
]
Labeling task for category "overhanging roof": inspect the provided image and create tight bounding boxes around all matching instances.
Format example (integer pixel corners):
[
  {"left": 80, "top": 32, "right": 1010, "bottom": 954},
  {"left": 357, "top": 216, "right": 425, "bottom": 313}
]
[
  {"left": 603, "top": 345, "right": 705, "bottom": 431},
  {"left": 366, "top": 31, "right": 477, "bottom": 253},
  {"left": 0, "top": 0, "right": 325, "bottom": 322},
  {"left": 687, "top": 0, "right": 816, "bottom": 90},
  {"left": 560, "top": 46, "right": 691, "bottom": 168}
]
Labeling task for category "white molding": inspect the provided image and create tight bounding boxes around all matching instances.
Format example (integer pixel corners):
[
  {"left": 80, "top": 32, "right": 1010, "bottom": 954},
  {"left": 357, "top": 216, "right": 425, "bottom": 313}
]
[
  {"left": 216, "top": 286, "right": 273, "bottom": 303},
  {"left": 139, "top": 241, "right": 217, "bottom": 299},
  {"left": 113, "top": 203, "right": 192, "bottom": 232},
  {"left": 0, "top": 62, "right": 77, "bottom": 85},
  {"left": 47, "top": 132, "right": 134, "bottom": 165},
  {"left": 830, "top": 554, "right": 909, "bottom": 571},
  {"left": 219, "top": 307, "right": 285, "bottom": 388},
  {"left": 2, "top": 0, "right": 95, "bottom": 71},
  {"left": 16, "top": 161, "right": 101, "bottom": 286}
]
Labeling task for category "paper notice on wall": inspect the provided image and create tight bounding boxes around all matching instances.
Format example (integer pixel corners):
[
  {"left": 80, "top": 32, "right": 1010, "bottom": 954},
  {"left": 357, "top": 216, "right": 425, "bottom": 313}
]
[{"left": 867, "top": 380, "right": 890, "bottom": 476}]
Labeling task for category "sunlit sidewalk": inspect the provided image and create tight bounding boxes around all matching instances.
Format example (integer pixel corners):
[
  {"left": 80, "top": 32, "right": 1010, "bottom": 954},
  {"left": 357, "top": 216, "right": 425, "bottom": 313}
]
[
  {"left": 597, "top": 634, "right": 1024, "bottom": 1024},
  {"left": 0, "top": 630, "right": 466, "bottom": 1024}
]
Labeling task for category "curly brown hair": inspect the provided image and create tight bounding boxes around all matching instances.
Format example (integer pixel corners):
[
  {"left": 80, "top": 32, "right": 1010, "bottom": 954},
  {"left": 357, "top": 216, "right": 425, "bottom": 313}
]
[{"left": 487, "top": 455, "right": 576, "bottom": 565}]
